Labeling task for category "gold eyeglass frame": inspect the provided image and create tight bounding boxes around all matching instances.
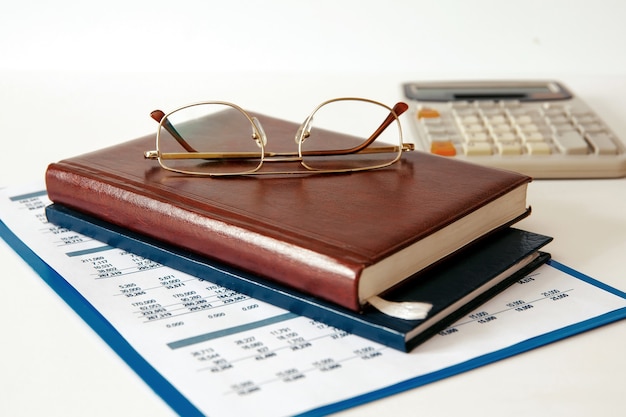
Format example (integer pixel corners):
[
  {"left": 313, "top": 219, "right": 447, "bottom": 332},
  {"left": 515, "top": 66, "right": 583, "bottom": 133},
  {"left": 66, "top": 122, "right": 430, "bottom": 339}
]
[{"left": 144, "top": 97, "right": 414, "bottom": 176}]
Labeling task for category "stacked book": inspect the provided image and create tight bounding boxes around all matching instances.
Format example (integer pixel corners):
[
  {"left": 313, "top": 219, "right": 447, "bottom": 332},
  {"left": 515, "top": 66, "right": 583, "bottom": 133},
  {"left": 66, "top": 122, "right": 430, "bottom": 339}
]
[{"left": 44, "top": 110, "right": 551, "bottom": 351}]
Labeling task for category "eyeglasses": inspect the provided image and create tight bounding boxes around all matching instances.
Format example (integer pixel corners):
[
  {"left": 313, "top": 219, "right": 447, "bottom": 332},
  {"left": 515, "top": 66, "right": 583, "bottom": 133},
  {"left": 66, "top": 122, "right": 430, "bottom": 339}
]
[{"left": 144, "top": 97, "right": 414, "bottom": 176}]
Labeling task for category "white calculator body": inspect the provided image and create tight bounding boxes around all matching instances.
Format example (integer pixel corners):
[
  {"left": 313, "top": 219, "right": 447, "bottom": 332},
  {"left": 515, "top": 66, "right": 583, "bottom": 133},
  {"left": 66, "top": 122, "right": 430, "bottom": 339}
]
[{"left": 403, "top": 80, "right": 626, "bottom": 178}]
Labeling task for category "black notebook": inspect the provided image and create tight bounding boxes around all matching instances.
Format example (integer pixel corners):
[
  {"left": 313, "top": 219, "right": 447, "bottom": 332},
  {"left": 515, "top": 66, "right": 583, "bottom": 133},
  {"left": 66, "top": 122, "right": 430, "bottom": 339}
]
[{"left": 46, "top": 203, "right": 552, "bottom": 351}]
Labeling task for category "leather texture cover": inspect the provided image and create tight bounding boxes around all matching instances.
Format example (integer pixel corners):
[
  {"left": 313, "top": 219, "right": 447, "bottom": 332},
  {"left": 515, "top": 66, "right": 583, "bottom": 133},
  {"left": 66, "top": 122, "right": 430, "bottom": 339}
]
[
  {"left": 45, "top": 203, "right": 552, "bottom": 351},
  {"left": 45, "top": 111, "right": 532, "bottom": 311}
]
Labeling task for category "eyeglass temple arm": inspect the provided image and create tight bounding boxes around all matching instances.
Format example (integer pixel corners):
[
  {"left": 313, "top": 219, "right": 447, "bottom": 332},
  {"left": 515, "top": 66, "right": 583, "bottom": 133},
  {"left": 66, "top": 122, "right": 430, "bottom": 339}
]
[
  {"left": 366, "top": 101, "right": 409, "bottom": 147},
  {"left": 301, "top": 102, "right": 410, "bottom": 157},
  {"left": 150, "top": 110, "right": 198, "bottom": 152}
]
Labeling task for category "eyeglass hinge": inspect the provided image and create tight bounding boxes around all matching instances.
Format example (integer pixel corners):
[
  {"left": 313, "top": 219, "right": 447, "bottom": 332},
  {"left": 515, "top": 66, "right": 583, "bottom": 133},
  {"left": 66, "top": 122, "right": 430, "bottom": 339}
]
[{"left": 144, "top": 150, "right": 159, "bottom": 159}]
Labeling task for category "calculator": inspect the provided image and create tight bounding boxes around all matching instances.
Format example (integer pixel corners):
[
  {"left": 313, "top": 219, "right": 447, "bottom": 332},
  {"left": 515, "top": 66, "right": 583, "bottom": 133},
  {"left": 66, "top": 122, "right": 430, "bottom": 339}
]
[{"left": 402, "top": 80, "right": 626, "bottom": 178}]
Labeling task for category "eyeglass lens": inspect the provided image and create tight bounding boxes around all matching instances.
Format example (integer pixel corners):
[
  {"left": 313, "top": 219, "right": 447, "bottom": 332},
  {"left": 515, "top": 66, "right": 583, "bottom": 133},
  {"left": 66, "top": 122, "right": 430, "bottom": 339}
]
[{"left": 300, "top": 99, "right": 402, "bottom": 171}]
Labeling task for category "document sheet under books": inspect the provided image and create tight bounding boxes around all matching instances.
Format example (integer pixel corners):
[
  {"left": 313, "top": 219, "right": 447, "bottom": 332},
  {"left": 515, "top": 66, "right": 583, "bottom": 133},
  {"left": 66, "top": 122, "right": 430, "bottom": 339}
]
[{"left": 2, "top": 183, "right": 626, "bottom": 417}]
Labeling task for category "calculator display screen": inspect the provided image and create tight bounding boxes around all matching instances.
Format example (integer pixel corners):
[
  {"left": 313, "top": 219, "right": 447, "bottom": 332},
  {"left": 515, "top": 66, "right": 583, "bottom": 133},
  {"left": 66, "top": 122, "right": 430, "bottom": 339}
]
[{"left": 404, "top": 81, "right": 572, "bottom": 102}]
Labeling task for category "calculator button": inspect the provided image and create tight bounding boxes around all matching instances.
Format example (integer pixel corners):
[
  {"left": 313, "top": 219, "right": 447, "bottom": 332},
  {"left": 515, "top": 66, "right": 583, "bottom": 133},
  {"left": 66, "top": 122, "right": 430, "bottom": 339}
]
[
  {"left": 460, "top": 115, "right": 480, "bottom": 124},
  {"left": 573, "top": 115, "right": 598, "bottom": 125},
  {"left": 487, "top": 115, "right": 507, "bottom": 125},
  {"left": 491, "top": 124, "right": 513, "bottom": 134},
  {"left": 514, "top": 115, "right": 533, "bottom": 125},
  {"left": 551, "top": 124, "right": 577, "bottom": 135},
  {"left": 450, "top": 101, "right": 471, "bottom": 108},
  {"left": 544, "top": 103, "right": 566, "bottom": 111},
  {"left": 567, "top": 106, "right": 593, "bottom": 117},
  {"left": 553, "top": 131, "right": 589, "bottom": 154},
  {"left": 424, "top": 124, "right": 449, "bottom": 135},
  {"left": 476, "top": 101, "right": 498, "bottom": 108},
  {"left": 547, "top": 115, "right": 569, "bottom": 125},
  {"left": 496, "top": 142, "right": 523, "bottom": 155},
  {"left": 586, "top": 133, "right": 619, "bottom": 155},
  {"left": 520, "top": 123, "right": 539, "bottom": 133},
  {"left": 426, "top": 118, "right": 455, "bottom": 129},
  {"left": 579, "top": 123, "right": 605, "bottom": 133},
  {"left": 463, "top": 124, "right": 486, "bottom": 133},
  {"left": 519, "top": 108, "right": 544, "bottom": 118},
  {"left": 465, "top": 132, "right": 490, "bottom": 142},
  {"left": 430, "top": 141, "right": 457, "bottom": 156},
  {"left": 463, "top": 142, "right": 493, "bottom": 156},
  {"left": 480, "top": 108, "right": 504, "bottom": 117},
  {"left": 493, "top": 132, "right": 517, "bottom": 142},
  {"left": 523, "top": 132, "right": 546, "bottom": 142},
  {"left": 544, "top": 107, "right": 565, "bottom": 116},
  {"left": 525, "top": 142, "right": 552, "bottom": 155},
  {"left": 417, "top": 108, "right": 441, "bottom": 119}
]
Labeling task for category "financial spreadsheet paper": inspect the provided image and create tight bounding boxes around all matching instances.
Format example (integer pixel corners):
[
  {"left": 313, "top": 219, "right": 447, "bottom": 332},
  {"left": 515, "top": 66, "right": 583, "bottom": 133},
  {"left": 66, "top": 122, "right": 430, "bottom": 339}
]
[{"left": 1, "top": 183, "right": 625, "bottom": 417}]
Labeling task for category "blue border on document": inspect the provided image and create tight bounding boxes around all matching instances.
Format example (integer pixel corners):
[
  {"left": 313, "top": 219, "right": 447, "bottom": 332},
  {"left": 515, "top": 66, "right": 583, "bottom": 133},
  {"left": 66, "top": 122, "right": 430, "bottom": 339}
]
[
  {"left": 297, "top": 259, "right": 626, "bottom": 417},
  {"left": 0, "top": 219, "right": 204, "bottom": 417}
]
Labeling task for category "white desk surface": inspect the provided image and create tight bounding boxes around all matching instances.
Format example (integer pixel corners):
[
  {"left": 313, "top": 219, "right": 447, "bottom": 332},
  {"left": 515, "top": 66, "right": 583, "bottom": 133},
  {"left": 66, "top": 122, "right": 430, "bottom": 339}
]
[{"left": 0, "top": 71, "right": 624, "bottom": 417}]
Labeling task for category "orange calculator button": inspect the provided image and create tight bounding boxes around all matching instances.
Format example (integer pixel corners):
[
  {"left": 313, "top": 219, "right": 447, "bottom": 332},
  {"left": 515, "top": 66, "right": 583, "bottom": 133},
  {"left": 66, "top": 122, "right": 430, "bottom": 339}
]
[
  {"left": 417, "top": 108, "right": 440, "bottom": 119},
  {"left": 431, "top": 141, "right": 457, "bottom": 156}
]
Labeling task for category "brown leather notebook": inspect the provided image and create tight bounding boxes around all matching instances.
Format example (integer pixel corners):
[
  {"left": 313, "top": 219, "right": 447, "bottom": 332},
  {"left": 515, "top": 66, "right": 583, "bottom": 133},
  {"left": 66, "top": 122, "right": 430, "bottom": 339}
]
[{"left": 45, "top": 111, "right": 532, "bottom": 312}]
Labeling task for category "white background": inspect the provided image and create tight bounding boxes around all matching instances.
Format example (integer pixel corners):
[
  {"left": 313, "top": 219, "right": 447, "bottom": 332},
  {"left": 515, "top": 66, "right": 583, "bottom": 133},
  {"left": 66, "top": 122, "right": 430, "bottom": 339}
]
[
  {"left": 2, "top": 0, "right": 626, "bottom": 75},
  {"left": 1, "top": 1, "right": 625, "bottom": 417}
]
